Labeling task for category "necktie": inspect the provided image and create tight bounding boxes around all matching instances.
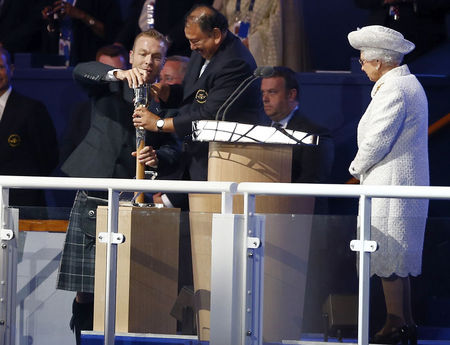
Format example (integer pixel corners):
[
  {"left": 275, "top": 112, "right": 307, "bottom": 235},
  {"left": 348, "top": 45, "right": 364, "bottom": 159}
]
[{"left": 272, "top": 122, "right": 282, "bottom": 129}]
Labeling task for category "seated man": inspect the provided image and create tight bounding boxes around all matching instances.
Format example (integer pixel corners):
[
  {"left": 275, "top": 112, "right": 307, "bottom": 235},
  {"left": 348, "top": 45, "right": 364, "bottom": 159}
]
[
  {"left": 260, "top": 66, "right": 334, "bottom": 186},
  {"left": 0, "top": 47, "right": 58, "bottom": 207}
]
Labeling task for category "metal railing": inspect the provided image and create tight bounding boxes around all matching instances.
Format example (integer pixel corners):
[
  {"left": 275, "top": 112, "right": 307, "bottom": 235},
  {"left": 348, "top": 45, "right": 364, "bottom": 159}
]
[{"left": 1, "top": 175, "right": 450, "bottom": 345}]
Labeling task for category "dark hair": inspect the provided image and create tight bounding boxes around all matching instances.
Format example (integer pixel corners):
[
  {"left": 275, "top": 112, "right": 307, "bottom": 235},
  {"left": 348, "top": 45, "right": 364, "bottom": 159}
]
[
  {"left": 185, "top": 5, "right": 228, "bottom": 34},
  {"left": 96, "top": 44, "right": 128, "bottom": 62},
  {"left": 0, "top": 47, "right": 12, "bottom": 66},
  {"left": 269, "top": 66, "right": 300, "bottom": 101}
]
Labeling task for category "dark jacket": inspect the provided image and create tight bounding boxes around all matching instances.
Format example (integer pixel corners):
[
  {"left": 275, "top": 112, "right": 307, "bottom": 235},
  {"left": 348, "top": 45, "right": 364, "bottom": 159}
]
[
  {"left": 164, "top": 31, "right": 264, "bottom": 181},
  {"left": 287, "top": 109, "right": 334, "bottom": 184},
  {"left": 0, "top": 90, "right": 58, "bottom": 206},
  {"left": 62, "top": 62, "right": 181, "bottom": 179}
]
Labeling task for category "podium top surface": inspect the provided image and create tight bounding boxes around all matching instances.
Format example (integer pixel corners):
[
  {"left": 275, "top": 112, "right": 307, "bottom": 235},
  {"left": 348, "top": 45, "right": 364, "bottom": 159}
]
[{"left": 192, "top": 120, "right": 318, "bottom": 145}]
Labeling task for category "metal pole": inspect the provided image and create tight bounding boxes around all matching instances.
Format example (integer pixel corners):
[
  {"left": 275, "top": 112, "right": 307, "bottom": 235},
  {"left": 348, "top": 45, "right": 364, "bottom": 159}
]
[
  {"left": 357, "top": 195, "right": 372, "bottom": 345},
  {"left": 103, "top": 189, "right": 120, "bottom": 345}
]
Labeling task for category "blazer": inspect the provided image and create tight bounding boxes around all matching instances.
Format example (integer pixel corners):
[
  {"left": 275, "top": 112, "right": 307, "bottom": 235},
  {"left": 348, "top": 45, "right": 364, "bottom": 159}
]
[
  {"left": 287, "top": 109, "right": 334, "bottom": 184},
  {"left": 62, "top": 62, "right": 181, "bottom": 179},
  {"left": 0, "top": 90, "right": 58, "bottom": 206},
  {"left": 165, "top": 31, "right": 263, "bottom": 181}
]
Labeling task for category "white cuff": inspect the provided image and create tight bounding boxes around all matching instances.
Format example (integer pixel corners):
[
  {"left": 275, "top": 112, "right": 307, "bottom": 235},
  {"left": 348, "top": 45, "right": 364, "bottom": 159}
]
[
  {"left": 161, "top": 193, "right": 174, "bottom": 208},
  {"left": 105, "top": 69, "right": 121, "bottom": 81}
]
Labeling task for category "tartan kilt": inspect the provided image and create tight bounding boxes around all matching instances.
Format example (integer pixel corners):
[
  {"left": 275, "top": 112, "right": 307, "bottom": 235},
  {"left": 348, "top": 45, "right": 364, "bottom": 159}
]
[{"left": 56, "top": 191, "right": 97, "bottom": 293}]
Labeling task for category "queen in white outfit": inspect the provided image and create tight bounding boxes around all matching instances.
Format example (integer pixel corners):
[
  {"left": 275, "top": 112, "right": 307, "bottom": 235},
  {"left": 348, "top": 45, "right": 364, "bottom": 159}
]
[{"left": 348, "top": 25, "right": 429, "bottom": 344}]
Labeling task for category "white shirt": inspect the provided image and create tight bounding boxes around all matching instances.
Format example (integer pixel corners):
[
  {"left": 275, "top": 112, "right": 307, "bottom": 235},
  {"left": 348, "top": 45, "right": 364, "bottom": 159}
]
[{"left": 0, "top": 86, "right": 12, "bottom": 123}]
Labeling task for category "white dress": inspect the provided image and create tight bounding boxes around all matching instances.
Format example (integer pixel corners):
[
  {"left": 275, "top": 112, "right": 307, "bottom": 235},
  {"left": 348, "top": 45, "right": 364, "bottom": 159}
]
[{"left": 349, "top": 65, "right": 429, "bottom": 277}]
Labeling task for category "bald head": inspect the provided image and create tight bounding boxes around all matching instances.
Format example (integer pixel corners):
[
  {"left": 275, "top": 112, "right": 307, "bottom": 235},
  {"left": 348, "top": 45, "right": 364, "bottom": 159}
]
[{"left": 185, "top": 5, "right": 228, "bottom": 35}]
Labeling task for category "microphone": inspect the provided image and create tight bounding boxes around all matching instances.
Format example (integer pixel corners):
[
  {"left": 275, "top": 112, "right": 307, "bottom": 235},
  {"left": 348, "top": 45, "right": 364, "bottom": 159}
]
[{"left": 214, "top": 66, "right": 274, "bottom": 121}]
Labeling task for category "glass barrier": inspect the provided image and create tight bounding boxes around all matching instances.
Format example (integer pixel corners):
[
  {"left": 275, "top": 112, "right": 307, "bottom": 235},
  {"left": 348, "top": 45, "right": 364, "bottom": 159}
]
[{"left": 9, "top": 202, "right": 450, "bottom": 345}]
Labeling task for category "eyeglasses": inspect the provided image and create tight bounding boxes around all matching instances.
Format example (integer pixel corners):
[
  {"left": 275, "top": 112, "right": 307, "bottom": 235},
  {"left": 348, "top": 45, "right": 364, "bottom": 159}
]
[
  {"left": 359, "top": 58, "right": 379, "bottom": 66},
  {"left": 358, "top": 58, "right": 368, "bottom": 66}
]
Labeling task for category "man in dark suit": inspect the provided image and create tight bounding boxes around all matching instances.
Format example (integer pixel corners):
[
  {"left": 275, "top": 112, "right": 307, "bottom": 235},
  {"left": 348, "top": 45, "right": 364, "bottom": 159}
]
[
  {"left": 56, "top": 29, "right": 181, "bottom": 345},
  {"left": 260, "top": 66, "right": 334, "bottom": 185},
  {"left": 0, "top": 47, "right": 58, "bottom": 206},
  {"left": 132, "top": 4, "right": 263, "bottom": 182}
]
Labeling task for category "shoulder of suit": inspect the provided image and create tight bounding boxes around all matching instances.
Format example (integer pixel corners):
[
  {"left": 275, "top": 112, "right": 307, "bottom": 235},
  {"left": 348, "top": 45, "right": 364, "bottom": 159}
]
[{"left": 9, "top": 90, "right": 46, "bottom": 108}]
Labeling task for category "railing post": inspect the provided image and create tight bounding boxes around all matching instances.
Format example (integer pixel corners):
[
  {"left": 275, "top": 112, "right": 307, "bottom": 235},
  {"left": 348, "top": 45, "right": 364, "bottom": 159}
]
[
  {"left": 0, "top": 187, "right": 17, "bottom": 345},
  {"left": 242, "top": 192, "right": 264, "bottom": 345},
  {"left": 355, "top": 194, "right": 373, "bottom": 345},
  {"left": 103, "top": 189, "right": 120, "bottom": 345}
]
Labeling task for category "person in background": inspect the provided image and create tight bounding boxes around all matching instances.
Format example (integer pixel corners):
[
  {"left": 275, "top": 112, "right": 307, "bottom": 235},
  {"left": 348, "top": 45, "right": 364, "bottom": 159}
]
[
  {"left": 354, "top": 0, "right": 450, "bottom": 63},
  {"left": 260, "top": 66, "right": 334, "bottom": 186},
  {"left": 41, "top": 0, "right": 122, "bottom": 65},
  {"left": 0, "top": 47, "right": 58, "bottom": 207},
  {"left": 115, "top": 0, "right": 213, "bottom": 56},
  {"left": 0, "top": 0, "right": 48, "bottom": 56},
  {"left": 59, "top": 44, "right": 129, "bottom": 163},
  {"left": 159, "top": 55, "right": 189, "bottom": 85},
  {"left": 348, "top": 25, "right": 429, "bottom": 344},
  {"left": 213, "top": 0, "right": 310, "bottom": 71},
  {"left": 56, "top": 29, "right": 181, "bottom": 345},
  {"left": 153, "top": 55, "right": 190, "bottom": 210}
]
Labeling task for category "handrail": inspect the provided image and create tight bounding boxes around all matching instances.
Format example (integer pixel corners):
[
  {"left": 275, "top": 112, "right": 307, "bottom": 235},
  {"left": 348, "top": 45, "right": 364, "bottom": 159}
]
[
  {"left": 346, "top": 112, "right": 450, "bottom": 184},
  {"left": 237, "top": 182, "right": 450, "bottom": 199},
  {"left": 0, "top": 175, "right": 238, "bottom": 194}
]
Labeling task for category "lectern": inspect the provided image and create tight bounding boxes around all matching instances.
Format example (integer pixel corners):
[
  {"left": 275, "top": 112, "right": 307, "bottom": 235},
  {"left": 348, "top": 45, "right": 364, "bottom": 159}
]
[{"left": 189, "top": 120, "right": 318, "bottom": 341}]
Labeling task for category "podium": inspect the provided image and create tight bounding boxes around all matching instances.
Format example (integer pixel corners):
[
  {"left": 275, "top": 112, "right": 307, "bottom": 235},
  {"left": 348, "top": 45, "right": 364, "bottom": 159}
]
[
  {"left": 93, "top": 206, "right": 180, "bottom": 334},
  {"left": 189, "top": 121, "right": 317, "bottom": 341}
]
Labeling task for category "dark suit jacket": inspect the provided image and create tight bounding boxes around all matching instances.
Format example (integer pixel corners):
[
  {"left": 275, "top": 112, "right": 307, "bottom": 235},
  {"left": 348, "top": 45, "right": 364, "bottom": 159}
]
[
  {"left": 0, "top": 90, "right": 58, "bottom": 206},
  {"left": 286, "top": 109, "right": 334, "bottom": 184},
  {"left": 164, "top": 31, "right": 263, "bottom": 181},
  {"left": 62, "top": 62, "right": 181, "bottom": 180}
]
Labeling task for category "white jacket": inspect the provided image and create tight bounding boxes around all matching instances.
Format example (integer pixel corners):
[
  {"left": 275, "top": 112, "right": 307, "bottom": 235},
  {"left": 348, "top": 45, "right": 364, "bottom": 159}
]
[{"left": 349, "top": 64, "right": 429, "bottom": 277}]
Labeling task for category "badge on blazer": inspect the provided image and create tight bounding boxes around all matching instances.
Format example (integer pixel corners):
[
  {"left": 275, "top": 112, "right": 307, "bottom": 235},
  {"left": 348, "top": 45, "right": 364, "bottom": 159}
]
[
  {"left": 8, "top": 134, "right": 21, "bottom": 147},
  {"left": 195, "top": 89, "right": 208, "bottom": 104}
]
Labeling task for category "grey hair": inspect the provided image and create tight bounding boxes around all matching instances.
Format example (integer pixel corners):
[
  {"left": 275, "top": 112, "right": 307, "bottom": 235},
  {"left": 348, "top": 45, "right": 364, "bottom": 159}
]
[{"left": 361, "top": 48, "right": 404, "bottom": 65}]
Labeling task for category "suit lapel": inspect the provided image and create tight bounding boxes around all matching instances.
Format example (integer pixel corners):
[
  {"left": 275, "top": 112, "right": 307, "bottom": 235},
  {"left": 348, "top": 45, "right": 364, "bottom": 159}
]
[
  {"left": 183, "top": 53, "right": 206, "bottom": 101},
  {"left": 0, "top": 91, "right": 18, "bottom": 134}
]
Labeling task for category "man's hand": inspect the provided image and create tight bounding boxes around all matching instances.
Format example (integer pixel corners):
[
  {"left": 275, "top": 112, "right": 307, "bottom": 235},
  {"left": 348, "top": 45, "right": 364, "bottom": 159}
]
[
  {"left": 115, "top": 68, "right": 152, "bottom": 89},
  {"left": 132, "top": 145, "right": 158, "bottom": 168},
  {"left": 150, "top": 83, "right": 170, "bottom": 103},
  {"left": 133, "top": 107, "right": 159, "bottom": 132}
]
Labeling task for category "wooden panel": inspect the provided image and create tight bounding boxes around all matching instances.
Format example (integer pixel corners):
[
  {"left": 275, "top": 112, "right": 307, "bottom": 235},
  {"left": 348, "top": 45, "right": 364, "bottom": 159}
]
[
  {"left": 19, "top": 219, "right": 68, "bottom": 232},
  {"left": 94, "top": 206, "right": 180, "bottom": 334}
]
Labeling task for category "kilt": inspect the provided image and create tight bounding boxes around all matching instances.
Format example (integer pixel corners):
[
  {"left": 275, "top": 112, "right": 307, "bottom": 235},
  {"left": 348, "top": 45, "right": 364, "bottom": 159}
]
[{"left": 56, "top": 191, "right": 99, "bottom": 293}]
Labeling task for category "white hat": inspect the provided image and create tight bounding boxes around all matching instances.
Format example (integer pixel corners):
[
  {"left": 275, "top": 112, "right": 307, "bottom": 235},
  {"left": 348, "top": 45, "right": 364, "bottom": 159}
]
[{"left": 348, "top": 25, "right": 415, "bottom": 54}]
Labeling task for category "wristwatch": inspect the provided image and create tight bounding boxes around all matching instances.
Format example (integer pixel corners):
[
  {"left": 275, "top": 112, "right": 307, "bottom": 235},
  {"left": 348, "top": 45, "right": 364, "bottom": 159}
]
[
  {"left": 88, "top": 17, "right": 96, "bottom": 26},
  {"left": 156, "top": 119, "right": 165, "bottom": 131}
]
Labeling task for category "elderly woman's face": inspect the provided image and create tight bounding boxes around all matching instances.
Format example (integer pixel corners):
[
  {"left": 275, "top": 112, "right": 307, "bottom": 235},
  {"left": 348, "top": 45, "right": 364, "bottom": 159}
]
[{"left": 360, "top": 52, "right": 382, "bottom": 82}]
